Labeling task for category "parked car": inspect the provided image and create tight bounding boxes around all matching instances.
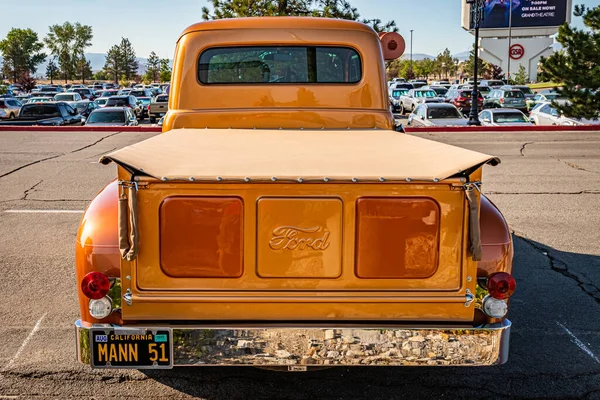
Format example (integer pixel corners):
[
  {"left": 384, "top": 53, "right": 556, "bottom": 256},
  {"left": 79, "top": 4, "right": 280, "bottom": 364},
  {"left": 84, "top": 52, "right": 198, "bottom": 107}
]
[
  {"left": 479, "top": 109, "right": 533, "bottom": 126},
  {"left": 480, "top": 79, "right": 505, "bottom": 89},
  {"left": 119, "top": 88, "right": 132, "bottom": 95},
  {"left": 85, "top": 107, "right": 139, "bottom": 126},
  {"left": 100, "top": 89, "right": 119, "bottom": 98},
  {"left": 54, "top": 92, "right": 83, "bottom": 103},
  {"left": 483, "top": 89, "right": 527, "bottom": 112},
  {"left": 423, "top": 85, "right": 448, "bottom": 97},
  {"left": 39, "top": 86, "right": 60, "bottom": 94},
  {"left": 0, "top": 97, "right": 22, "bottom": 119},
  {"left": 25, "top": 97, "right": 54, "bottom": 104},
  {"left": 408, "top": 80, "right": 428, "bottom": 89},
  {"left": 407, "top": 103, "right": 468, "bottom": 127},
  {"left": 72, "top": 100, "right": 100, "bottom": 118},
  {"left": 68, "top": 88, "right": 96, "bottom": 101},
  {"left": 149, "top": 94, "right": 169, "bottom": 123},
  {"left": 500, "top": 85, "right": 534, "bottom": 101},
  {"left": 529, "top": 102, "right": 600, "bottom": 126},
  {"left": 135, "top": 97, "right": 152, "bottom": 120},
  {"left": 129, "top": 89, "right": 154, "bottom": 99},
  {"left": 526, "top": 92, "right": 565, "bottom": 111},
  {"left": 399, "top": 89, "right": 442, "bottom": 114},
  {"left": 0, "top": 101, "right": 84, "bottom": 126},
  {"left": 94, "top": 98, "right": 109, "bottom": 107},
  {"left": 444, "top": 89, "right": 484, "bottom": 114},
  {"left": 392, "top": 83, "right": 414, "bottom": 91},
  {"left": 105, "top": 95, "right": 140, "bottom": 117}
]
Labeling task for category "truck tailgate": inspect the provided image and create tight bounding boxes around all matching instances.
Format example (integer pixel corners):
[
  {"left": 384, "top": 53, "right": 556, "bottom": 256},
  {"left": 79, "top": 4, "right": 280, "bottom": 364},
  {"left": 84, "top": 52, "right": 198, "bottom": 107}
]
[{"left": 101, "top": 128, "right": 498, "bottom": 322}]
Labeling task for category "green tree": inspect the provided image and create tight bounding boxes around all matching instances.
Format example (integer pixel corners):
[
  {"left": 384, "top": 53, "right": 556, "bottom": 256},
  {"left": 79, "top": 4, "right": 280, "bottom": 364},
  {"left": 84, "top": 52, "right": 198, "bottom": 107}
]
[
  {"left": 463, "top": 44, "right": 488, "bottom": 80},
  {"left": 202, "top": 0, "right": 397, "bottom": 33},
  {"left": 434, "top": 48, "right": 457, "bottom": 79},
  {"left": 540, "top": 4, "right": 600, "bottom": 119},
  {"left": 104, "top": 44, "right": 123, "bottom": 83},
  {"left": 46, "top": 58, "right": 59, "bottom": 83},
  {"left": 489, "top": 64, "right": 504, "bottom": 80},
  {"left": 44, "top": 22, "right": 93, "bottom": 82},
  {"left": 92, "top": 70, "right": 108, "bottom": 81},
  {"left": 159, "top": 59, "right": 172, "bottom": 82},
  {"left": 0, "top": 28, "right": 46, "bottom": 83},
  {"left": 120, "top": 38, "right": 138, "bottom": 80},
  {"left": 145, "top": 51, "right": 160, "bottom": 82},
  {"left": 513, "top": 64, "right": 528, "bottom": 84},
  {"left": 75, "top": 55, "right": 93, "bottom": 83}
]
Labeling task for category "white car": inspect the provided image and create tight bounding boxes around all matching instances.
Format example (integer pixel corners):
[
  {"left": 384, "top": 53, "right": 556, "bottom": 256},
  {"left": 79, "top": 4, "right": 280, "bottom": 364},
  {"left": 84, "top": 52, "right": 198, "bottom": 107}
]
[
  {"left": 54, "top": 92, "right": 83, "bottom": 103},
  {"left": 479, "top": 109, "right": 533, "bottom": 126},
  {"left": 529, "top": 102, "right": 600, "bottom": 126},
  {"left": 399, "top": 89, "right": 442, "bottom": 115},
  {"left": 407, "top": 103, "right": 469, "bottom": 127}
]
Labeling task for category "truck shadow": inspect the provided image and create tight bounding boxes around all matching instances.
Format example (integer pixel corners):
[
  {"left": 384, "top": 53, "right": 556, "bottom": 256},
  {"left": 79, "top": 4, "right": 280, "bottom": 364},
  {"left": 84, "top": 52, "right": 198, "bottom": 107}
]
[{"left": 142, "top": 235, "right": 600, "bottom": 399}]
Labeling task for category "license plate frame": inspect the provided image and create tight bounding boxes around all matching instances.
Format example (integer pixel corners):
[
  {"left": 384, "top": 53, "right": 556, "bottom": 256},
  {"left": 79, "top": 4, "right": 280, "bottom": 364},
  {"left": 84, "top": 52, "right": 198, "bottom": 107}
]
[{"left": 89, "top": 327, "right": 173, "bottom": 369}]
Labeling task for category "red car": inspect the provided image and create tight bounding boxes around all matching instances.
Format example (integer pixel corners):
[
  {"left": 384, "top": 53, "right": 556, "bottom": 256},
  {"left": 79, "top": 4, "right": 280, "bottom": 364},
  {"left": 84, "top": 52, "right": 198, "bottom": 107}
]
[{"left": 445, "top": 89, "right": 484, "bottom": 114}]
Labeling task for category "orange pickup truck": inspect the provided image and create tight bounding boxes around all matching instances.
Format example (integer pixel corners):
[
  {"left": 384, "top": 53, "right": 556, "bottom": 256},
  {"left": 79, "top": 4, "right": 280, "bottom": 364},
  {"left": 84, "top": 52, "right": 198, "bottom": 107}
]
[{"left": 75, "top": 17, "right": 514, "bottom": 370}]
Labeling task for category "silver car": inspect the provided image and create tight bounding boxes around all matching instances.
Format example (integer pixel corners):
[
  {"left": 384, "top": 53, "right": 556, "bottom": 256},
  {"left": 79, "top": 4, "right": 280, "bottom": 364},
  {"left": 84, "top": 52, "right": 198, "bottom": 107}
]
[
  {"left": 479, "top": 109, "right": 533, "bottom": 126},
  {"left": 407, "top": 103, "right": 469, "bottom": 127},
  {"left": 529, "top": 102, "right": 600, "bottom": 126},
  {"left": 0, "top": 98, "right": 22, "bottom": 119}
]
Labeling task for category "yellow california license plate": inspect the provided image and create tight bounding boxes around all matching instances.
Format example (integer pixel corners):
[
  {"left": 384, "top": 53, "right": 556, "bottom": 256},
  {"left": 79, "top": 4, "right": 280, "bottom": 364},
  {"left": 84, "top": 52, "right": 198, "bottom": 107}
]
[{"left": 90, "top": 328, "right": 172, "bottom": 369}]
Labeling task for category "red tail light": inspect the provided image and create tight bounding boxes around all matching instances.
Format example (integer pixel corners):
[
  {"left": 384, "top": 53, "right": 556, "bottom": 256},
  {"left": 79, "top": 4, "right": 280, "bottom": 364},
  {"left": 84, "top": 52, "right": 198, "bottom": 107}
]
[
  {"left": 81, "top": 271, "right": 110, "bottom": 299},
  {"left": 500, "top": 98, "right": 505, "bottom": 104},
  {"left": 487, "top": 272, "right": 516, "bottom": 299},
  {"left": 456, "top": 97, "right": 467, "bottom": 102},
  {"left": 0, "top": 103, "right": 6, "bottom": 109}
]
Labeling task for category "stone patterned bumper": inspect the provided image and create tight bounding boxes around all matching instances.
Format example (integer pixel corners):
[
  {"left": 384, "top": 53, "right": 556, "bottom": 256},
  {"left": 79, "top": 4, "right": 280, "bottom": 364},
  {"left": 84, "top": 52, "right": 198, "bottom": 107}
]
[{"left": 76, "top": 320, "right": 510, "bottom": 367}]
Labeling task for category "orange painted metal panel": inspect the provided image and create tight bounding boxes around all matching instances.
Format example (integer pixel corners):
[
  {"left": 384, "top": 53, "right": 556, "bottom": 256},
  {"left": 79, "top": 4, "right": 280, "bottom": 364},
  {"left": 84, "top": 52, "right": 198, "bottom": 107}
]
[
  {"left": 256, "top": 198, "right": 343, "bottom": 278},
  {"left": 355, "top": 198, "right": 440, "bottom": 279},
  {"left": 159, "top": 197, "right": 244, "bottom": 278}
]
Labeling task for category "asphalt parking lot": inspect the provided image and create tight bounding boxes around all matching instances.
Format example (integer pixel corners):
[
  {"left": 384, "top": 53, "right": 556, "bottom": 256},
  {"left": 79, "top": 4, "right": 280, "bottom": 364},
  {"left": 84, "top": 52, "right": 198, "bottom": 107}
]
[{"left": 0, "top": 128, "right": 599, "bottom": 399}]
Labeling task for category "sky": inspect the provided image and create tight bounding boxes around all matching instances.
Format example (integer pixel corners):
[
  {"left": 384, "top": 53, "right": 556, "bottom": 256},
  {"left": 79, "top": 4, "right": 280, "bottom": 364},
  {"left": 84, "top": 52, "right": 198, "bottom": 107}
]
[{"left": 1, "top": 0, "right": 599, "bottom": 59}]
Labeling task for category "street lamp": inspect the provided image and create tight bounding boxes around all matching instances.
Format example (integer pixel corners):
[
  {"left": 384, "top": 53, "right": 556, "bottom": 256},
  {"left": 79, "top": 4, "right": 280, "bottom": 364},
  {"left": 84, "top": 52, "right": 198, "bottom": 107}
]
[
  {"left": 410, "top": 30, "right": 414, "bottom": 78},
  {"left": 466, "top": 0, "right": 485, "bottom": 126}
]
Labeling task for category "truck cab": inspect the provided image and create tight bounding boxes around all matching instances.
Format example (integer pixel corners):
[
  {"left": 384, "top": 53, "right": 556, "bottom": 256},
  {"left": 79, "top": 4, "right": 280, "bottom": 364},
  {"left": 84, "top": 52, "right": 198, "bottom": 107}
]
[{"left": 75, "top": 17, "right": 514, "bottom": 370}]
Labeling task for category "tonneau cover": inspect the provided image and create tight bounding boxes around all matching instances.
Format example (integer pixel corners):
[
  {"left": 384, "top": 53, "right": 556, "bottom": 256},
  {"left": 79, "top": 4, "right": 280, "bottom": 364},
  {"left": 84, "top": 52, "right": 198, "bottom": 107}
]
[{"left": 99, "top": 129, "right": 499, "bottom": 182}]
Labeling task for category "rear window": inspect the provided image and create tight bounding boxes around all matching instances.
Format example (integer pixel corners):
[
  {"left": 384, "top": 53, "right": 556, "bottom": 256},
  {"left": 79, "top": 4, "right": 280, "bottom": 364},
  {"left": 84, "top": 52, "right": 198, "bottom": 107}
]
[
  {"left": 106, "top": 98, "right": 128, "bottom": 106},
  {"left": 427, "top": 107, "right": 461, "bottom": 119},
  {"left": 493, "top": 112, "right": 529, "bottom": 123},
  {"left": 88, "top": 111, "right": 126, "bottom": 124},
  {"left": 504, "top": 91, "right": 524, "bottom": 98},
  {"left": 198, "top": 46, "right": 362, "bottom": 84},
  {"left": 20, "top": 104, "right": 60, "bottom": 117},
  {"left": 156, "top": 95, "right": 169, "bottom": 102}
]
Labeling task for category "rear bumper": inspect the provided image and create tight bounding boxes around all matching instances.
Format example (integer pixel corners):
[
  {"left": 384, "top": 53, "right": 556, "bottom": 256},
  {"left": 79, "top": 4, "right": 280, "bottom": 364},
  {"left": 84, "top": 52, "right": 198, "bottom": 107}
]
[{"left": 75, "top": 319, "right": 511, "bottom": 367}]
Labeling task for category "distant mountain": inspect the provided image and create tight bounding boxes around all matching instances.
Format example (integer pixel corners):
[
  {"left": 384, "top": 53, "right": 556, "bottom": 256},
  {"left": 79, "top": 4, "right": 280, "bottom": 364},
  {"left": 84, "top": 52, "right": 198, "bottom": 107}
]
[
  {"left": 401, "top": 53, "right": 435, "bottom": 61},
  {"left": 453, "top": 51, "right": 470, "bottom": 62}
]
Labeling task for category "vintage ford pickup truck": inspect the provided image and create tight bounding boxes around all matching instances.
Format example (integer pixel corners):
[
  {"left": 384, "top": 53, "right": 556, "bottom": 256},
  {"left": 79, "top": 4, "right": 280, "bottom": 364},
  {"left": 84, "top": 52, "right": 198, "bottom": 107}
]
[{"left": 75, "top": 17, "right": 515, "bottom": 369}]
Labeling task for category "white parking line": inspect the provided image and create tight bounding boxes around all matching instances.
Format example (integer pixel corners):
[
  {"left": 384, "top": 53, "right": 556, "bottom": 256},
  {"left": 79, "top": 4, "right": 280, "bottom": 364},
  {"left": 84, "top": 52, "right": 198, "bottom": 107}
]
[
  {"left": 3, "top": 313, "right": 47, "bottom": 371},
  {"left": 557, "top": 321, "right": 600, "bottom": 364},
  {"left": 4, "top": 210, "right": 84, "bottom": 214}
]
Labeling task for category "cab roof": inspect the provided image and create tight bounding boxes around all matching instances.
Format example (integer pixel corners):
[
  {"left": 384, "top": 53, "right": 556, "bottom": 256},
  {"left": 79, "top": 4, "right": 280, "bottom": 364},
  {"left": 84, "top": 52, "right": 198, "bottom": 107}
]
[{"left": 179, "top": 17, "right": 375, "bottom": 41}]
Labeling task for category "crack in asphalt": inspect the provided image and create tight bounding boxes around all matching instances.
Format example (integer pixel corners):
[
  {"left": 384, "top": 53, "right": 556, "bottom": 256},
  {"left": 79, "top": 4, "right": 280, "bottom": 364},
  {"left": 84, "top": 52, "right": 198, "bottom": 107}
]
[
  {"left": 520, "top": 141, "right": 534, "bottom": 156},
  {"left": 21, "top": 180, "right": 43, "bottom": 200},
  {"left": 516, "top": 234, "right": 600, "bottom": 305},
  {"left": 557, "top": 158, "right": 600, "bottom": 175},
  {"left": 486, "top": 191, "right": 600, "bottom": 195},
  {"left": 0, "top": 132, "right": 123, "bottom": 180}
]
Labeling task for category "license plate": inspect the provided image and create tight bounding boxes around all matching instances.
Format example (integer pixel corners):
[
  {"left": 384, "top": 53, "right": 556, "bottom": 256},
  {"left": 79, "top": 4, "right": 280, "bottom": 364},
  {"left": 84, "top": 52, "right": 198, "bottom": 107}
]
[{"left": 90, "top": 328, "right": 172, "bottom": 369}]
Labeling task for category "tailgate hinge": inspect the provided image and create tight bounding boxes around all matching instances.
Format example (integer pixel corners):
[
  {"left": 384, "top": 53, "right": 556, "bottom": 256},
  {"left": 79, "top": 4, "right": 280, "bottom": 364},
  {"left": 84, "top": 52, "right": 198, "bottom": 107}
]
[{"left": 464, "top": 289, "right": 475, "bottom": 307}]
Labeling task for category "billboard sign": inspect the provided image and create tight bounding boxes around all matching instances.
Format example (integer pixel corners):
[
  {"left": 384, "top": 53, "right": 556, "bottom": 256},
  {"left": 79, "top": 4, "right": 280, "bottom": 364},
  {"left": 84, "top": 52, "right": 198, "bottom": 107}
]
[
  {"left": 509, "top": 44, "right": 525, "bottom": 59},
  {"left": 469, "top": 0, "right": 568, "bottom": 30}
]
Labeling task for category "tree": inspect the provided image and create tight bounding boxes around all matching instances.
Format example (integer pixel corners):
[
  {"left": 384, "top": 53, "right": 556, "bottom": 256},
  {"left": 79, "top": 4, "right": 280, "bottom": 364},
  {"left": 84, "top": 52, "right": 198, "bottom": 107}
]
[
  {"left": 489, "top": 64, "right": 504, "bottom": 80},
  {"left": 104, "top": 44, "right": 123, "bottom": 83},
  {"left": 75, "top": 55, "right": 93, "bottom": 83},
  {"left": 513, "top": 64, "right": 528, "bottom": 84},
  {"left": 463, "top": 44, "right": 488, "bottom": 80},
  {"left": 202, "top": 0, "right": 397, "bottom": 33},
  {"left": 145, "top": 51, "right": 160, "bottom": 82},
  {"left": 159, "top": 59, "right": 171, "bottom": 82},
  {"left": 18, "top": 72, "right": 36, "bottom": 92},
  {"left": 92, "top": 70, "right": 108, "bottom": 81},
  {"left": 540, "top": 4, "right": 600, "bottom": 119},
  {"left": 0, "top": 28, "right": 46, "bottom": 83},
  {"left": 46, "top": 58, "right": 59, "bottom": 83},
  {"left": 120, "top": 38, "right": 138, "bottom": 80},
  {"left": 45, "top": 22, "right": 93, "bottom": 82}
]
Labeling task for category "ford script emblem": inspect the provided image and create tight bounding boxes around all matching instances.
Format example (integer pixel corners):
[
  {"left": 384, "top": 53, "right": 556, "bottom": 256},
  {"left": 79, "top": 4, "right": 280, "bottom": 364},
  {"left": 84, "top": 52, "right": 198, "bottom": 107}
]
[{"left": 269, "top": 226, "right": 331, "bottom": 251}]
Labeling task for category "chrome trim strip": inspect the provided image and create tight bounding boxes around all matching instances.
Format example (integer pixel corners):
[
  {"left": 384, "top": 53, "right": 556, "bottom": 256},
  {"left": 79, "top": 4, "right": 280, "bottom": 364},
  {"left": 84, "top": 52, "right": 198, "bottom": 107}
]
[{"left": 76, "top": 319, "right": 511, "bottom": 367}]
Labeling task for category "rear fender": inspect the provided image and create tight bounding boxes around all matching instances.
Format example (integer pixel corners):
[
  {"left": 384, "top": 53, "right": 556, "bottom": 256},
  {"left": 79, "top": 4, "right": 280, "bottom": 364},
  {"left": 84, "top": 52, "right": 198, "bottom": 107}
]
[{"left": 479, "top": 194, "right": 513, "bottom": 277}]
